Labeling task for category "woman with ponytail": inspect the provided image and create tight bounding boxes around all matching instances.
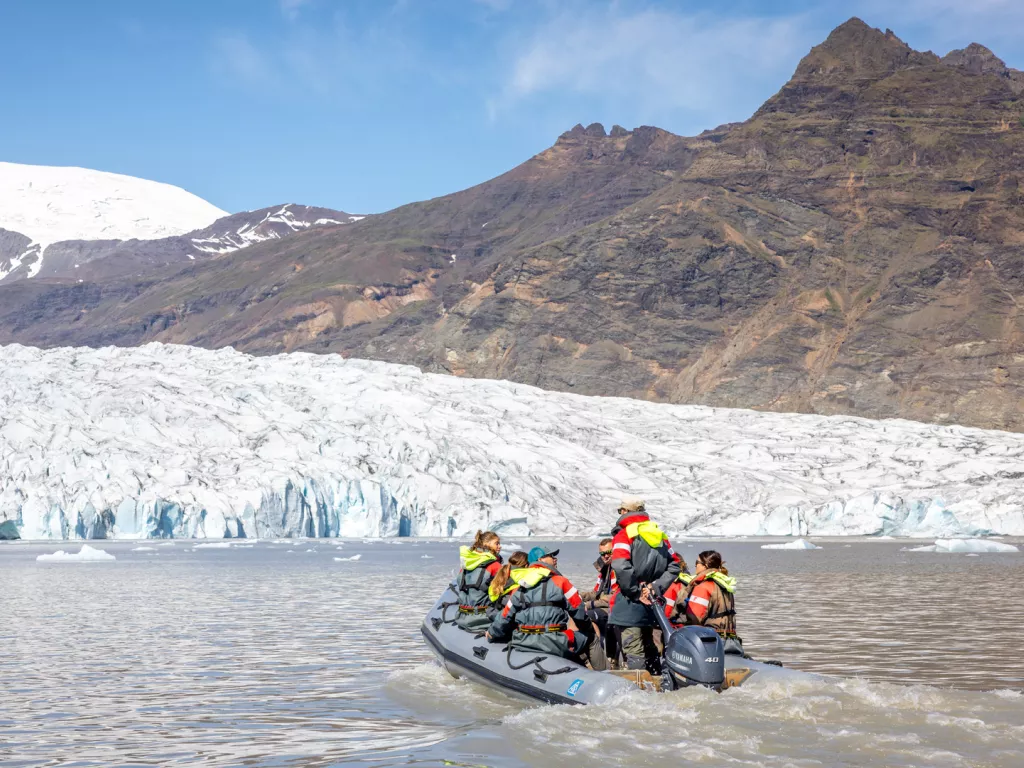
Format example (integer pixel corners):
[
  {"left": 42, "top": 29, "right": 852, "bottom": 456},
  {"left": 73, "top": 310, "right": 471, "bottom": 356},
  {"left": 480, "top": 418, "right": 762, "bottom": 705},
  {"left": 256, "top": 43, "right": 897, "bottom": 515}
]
[
  {"left": 488, "top": 550, "right": 530, "bottom": 607},
  {"left": 455, "top": 530, "right": 503, "bottom": 632}
]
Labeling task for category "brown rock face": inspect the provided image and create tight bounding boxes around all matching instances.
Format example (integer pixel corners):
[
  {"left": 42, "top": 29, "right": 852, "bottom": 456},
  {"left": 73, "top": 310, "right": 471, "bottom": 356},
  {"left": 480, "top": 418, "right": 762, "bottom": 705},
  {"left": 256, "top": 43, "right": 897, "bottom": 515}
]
[{"left": 2, "top": 18, "right": 1024, "bottom": 431}]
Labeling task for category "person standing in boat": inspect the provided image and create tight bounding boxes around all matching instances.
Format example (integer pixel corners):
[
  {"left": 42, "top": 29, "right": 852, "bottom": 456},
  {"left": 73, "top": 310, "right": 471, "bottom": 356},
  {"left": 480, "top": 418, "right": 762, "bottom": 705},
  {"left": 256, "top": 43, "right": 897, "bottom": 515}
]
[
  {"left": 455, "top": 531, "right": 503, "bottom": 632},
  {"left": 608, "top": 499, "right": 681, "bottom": 673},
  {"left": 577, "top": 538, "right": 623, "bottom": 668},
  {"left": 485, "top": 547, "right": 595, "bottom": 664},
  {"left": 671, "top": 549, "right": 743, "bottom": 655}
]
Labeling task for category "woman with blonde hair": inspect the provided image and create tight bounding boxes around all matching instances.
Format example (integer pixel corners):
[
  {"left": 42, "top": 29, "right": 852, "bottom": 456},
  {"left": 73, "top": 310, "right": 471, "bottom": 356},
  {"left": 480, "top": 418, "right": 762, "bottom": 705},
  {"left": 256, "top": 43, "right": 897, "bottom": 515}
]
[
  {"left": 488, "top": 550, "right": 530, "bottom": 607},
  {"left": 455, "top": 530, "right": 503, "bottom": 632}
]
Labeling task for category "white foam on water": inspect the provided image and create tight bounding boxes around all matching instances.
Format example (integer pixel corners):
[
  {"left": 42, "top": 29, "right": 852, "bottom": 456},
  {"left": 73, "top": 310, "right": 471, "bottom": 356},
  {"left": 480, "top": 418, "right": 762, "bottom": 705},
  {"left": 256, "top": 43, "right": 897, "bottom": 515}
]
[{"left": 502, "top": 675, "right": 1024, "bottom": 766}]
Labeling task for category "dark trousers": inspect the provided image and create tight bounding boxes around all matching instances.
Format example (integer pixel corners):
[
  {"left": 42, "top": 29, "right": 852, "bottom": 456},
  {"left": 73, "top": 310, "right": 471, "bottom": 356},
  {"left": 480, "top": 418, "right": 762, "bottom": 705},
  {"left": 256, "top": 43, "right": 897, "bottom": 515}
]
[{"left": 620, "top": 626, "right": 662, "bottom": 675}]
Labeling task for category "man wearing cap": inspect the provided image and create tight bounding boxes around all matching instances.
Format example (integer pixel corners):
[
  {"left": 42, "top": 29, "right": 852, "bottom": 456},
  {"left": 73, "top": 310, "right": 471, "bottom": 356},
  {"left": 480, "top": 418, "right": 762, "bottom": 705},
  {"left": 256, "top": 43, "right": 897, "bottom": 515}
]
[
  {"left": 486, "top": 546, "right": 598, "bottom": 665},
  {"left": 608, "top": 499, "right": 681, "bottom": 673}
]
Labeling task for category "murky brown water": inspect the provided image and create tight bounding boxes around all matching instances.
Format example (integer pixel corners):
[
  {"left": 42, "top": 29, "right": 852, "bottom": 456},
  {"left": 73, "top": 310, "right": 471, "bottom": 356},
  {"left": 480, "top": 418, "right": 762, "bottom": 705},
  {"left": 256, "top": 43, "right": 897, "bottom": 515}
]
[{"left": 1, "top": 538, "right": 1022, "bottom": 766}]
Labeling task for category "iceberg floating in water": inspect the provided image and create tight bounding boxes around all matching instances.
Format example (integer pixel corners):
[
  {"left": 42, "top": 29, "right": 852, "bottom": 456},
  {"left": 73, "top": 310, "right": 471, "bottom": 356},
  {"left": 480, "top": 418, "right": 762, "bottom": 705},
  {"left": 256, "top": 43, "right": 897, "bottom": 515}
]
[
  {"left": 193, "top": 542, "right": 233, "bottom": 549},
  {"left": 36, "top": 544, "right": 115, "bottom": 562},
  {"left": 904, "top": 539, "right": 1020, "bottom": 553},
  {"left": 334, "top": 554, "right": 362, "bottom": 562},
  {"left": 761, "top": 539, "right": 821, "bottom": 550},
  {"left": 131, "top": 546, "right": 155, "bottom": 551},
  {"left": 2, "top": 343, "right": 1024, "bottom": 541}
]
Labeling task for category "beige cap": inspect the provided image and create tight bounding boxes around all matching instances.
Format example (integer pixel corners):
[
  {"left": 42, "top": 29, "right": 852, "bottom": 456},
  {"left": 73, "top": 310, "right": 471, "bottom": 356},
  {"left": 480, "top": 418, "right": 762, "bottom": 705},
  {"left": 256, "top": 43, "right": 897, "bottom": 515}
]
[{"left": 618, "top": 499, "right": 646, "bottom": 513}]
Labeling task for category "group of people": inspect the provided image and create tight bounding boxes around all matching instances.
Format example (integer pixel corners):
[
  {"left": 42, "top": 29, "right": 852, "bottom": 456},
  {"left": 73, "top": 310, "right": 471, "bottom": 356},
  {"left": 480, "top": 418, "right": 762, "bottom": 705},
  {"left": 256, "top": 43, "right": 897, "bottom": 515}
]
[{"left": 453, "top": 499, "right": 741, "bottom": 673}]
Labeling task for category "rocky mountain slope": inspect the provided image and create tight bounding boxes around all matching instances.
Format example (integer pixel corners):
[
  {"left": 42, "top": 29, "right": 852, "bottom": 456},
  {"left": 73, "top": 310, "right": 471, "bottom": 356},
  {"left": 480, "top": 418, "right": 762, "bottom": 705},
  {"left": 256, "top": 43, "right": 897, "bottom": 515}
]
[{"left": 2, "top": 19, "right": 1023, "bottom": 431}]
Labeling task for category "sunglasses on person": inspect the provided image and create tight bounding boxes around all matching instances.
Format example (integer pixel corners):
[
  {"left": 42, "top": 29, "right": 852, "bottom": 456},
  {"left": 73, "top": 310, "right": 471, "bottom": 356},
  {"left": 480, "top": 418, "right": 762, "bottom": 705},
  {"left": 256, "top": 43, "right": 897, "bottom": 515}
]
[{"left": 599, "top": 550, "right": 613, "bottom": 558}]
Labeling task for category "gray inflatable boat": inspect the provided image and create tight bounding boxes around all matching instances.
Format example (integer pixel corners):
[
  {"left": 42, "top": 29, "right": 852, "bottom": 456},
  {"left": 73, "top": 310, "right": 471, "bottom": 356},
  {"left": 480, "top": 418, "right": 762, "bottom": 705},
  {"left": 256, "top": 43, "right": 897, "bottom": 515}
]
[{"left": 421, "top": 585, "right": 808, "bottom": 706}]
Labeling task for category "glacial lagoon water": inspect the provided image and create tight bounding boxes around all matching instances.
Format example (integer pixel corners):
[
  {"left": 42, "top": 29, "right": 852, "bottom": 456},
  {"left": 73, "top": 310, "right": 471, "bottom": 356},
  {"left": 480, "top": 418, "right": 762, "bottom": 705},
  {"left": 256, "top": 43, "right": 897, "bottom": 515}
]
[{"left": 2, "top": 538, "right": 1023, "bottom": 767}]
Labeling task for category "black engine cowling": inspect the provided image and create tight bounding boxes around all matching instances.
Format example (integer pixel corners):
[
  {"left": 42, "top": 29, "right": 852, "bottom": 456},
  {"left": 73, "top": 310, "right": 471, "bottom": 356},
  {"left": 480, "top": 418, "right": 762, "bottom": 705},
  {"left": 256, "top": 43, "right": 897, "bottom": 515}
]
[
  {"left": 661, "top": 626, "right": 725, "bottom": 690},
  {"left": 651, "top": 594, "right": 726, "bottom": 690}
]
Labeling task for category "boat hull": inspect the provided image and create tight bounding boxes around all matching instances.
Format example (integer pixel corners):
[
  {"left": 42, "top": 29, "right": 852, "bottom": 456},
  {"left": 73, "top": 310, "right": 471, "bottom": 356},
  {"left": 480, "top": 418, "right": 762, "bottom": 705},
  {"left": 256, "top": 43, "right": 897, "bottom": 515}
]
[{"left": 422, "top": 586, "right": 811, "bottom": 705}]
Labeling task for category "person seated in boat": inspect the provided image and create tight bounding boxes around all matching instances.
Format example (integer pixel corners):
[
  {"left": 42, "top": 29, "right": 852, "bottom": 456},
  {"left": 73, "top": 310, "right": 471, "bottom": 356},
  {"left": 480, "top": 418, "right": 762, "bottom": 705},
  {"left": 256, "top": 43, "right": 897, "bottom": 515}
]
[
  {"left": 485, "top": 546, "right": 596, "bottom": 665},
  {"left": 488, "top": 550, "right": 530, "bottom": 608},
  {"left": 660, "top": 558, "right": 692, "bottom": 629},
  {"left": 577, "top": 538, "right": 623, "bottom": 668},
  {"left": 668, "top": 549, "right": 744, "bottom": 655},
  {"left": 455, "top": 530, "right": 503, "bottom": 632}
]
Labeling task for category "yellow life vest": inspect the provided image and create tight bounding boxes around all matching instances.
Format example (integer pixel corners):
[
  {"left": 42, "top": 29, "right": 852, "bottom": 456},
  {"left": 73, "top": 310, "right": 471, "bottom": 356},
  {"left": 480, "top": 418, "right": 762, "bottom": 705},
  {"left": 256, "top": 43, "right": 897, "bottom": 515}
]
[
  {"left": 459, "top": 545, "right": 497, "bottom": 571},
  {"left": 488, "top": 567, "right": 534, "bottom": 601},
  {"left": 625, "top": 520, "right": 666, "bottom": 548},
  {"left": 703, "top": 570, "right": 737, "bottom": 593},
  {"left": 515, "top": 566, "right": 552, "bottom": 590}
]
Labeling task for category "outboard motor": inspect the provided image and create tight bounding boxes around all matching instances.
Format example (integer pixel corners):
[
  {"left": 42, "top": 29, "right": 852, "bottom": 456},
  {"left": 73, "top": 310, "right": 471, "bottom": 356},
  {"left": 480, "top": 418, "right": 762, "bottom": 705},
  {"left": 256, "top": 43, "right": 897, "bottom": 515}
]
[{"left": 652, "top": 596, "right": 725, "bottom": 691}]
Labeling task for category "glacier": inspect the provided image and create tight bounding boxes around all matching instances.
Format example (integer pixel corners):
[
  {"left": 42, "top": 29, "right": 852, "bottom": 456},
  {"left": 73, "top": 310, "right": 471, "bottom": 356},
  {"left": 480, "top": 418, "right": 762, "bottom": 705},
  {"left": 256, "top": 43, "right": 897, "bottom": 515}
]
[
  {"left": 0, "top": 161, "right": 227, "bottom": 246},
  {"left": 1, "top": 343, "right": 1023, "bottom": 541}
]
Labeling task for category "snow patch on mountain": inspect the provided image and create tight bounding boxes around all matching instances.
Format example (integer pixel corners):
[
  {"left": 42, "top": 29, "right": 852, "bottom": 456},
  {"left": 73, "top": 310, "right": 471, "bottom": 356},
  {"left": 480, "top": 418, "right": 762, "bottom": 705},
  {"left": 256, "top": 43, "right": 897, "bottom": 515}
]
[
  {"left": 1, "top": 343, "right": 1023, "bottom": 541},
  {"left": 190, "top": 204, "right": 363, "bottom": 256},
  {"left": 0, "top": 162, "right": 227, "bottom": 247}
]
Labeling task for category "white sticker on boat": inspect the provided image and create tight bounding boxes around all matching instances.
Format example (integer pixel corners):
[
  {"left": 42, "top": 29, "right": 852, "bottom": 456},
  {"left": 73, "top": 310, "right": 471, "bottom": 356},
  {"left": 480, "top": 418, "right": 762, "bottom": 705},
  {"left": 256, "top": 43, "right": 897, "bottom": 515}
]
[{"left": 566, "top": 679, "right": 584, "bottom": 697}]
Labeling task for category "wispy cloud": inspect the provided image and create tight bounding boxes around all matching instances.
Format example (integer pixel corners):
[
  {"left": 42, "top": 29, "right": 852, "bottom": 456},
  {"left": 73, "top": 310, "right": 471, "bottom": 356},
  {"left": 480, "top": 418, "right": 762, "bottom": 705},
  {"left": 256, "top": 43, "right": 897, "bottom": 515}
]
[
  {"left": 491, "top": 5, "right": 814, "bottom": 127},
  {"left": 211, "top": 34, "right": 277, "bottom": 87},
  {"left": 280, "top": 0, "right": 313, "bottom": 22},
  {"left": 209, "top": 10, "right": 430, "bottom": 98}
]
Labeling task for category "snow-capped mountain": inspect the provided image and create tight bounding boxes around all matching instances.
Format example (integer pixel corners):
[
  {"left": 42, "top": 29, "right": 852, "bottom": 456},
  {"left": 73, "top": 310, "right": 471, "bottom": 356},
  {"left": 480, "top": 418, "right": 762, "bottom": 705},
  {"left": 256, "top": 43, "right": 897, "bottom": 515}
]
[
  {"left": 187, "top": 204, "right": 364, "bottom": 256},
  {"left": 1, "top": 343, "right": 1022, "bottom": 541},
  {"left": 0, "top": 161, "right": 227, "bottom": 245},
  {"left": 0, "top": 162, "right": 362, "bottom": 283}
]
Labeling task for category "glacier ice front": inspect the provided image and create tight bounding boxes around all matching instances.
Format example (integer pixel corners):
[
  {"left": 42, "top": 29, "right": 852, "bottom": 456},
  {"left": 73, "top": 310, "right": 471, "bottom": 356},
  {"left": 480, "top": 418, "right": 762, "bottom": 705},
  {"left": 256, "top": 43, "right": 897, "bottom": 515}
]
[{"left": 1, "top": 343, "right": 1024, "bottom": 540}]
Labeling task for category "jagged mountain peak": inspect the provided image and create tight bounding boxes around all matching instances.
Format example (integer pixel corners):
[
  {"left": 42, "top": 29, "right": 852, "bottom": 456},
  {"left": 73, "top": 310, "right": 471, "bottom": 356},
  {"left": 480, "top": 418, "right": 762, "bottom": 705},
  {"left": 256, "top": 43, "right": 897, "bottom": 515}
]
[
  {"left": 942, "top": 42, "right": 1024, "bottom": 92},
  {"left": 792, "top": 17, "right": 936, "bottom": 81}
]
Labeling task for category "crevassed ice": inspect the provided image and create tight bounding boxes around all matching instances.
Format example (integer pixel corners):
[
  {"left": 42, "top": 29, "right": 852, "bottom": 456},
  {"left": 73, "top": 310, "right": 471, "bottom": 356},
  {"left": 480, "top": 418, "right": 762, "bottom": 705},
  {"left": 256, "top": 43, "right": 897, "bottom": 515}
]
[{"left": 2, "top": 343, "right": 1024, "bottom": 541}]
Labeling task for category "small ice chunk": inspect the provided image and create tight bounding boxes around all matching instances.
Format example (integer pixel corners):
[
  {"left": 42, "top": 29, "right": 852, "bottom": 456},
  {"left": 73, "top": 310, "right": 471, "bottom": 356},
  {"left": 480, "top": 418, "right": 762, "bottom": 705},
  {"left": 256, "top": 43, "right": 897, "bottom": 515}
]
[
  {"left": 504, "top": 543, "right": 524, "bottom": 551},
  {"left": 194, "top": 542, "right": 232, "bottom": 549},
  {"left": 156, "top": 542, "right": 175, "bottom": 547},
  {"left": 761, "top": 539, "right": 821, "bottom": 550},
  {"left": 905, "top": 538, "right": 1019, "bottom": 553},
  {"left": 421, "top": 555, "right": 434, "bottom": 559},
  {"left": 132, "top": 546, "right": 156, "bottom": 551},
  {"left": 37, "top": 544, "right": 115, "bottom": 562},
  {"left": 334, "top": 554, "right": 362, "bottom": 562}
]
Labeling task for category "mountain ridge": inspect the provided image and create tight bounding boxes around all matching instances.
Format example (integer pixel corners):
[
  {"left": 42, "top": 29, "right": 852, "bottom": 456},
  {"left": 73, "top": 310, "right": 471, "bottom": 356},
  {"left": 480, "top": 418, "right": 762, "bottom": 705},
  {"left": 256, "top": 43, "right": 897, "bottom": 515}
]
[{"left": 1, "top": 18, "right": 1023, "bottom": 432}]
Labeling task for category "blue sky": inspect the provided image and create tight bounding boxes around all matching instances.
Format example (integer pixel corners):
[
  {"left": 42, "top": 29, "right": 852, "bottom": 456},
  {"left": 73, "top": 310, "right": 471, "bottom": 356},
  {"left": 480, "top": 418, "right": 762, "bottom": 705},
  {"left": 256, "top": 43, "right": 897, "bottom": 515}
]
[{"left": 3, "top": 0, "right": 1024, "bottom": 214}]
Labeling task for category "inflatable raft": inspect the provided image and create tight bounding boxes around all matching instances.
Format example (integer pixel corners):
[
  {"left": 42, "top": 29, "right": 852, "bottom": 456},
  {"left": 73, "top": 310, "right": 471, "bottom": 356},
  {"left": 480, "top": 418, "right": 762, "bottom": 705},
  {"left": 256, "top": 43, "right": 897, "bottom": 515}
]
[{"left": 421, "top": 584, "right": 807, "bottom": 706}]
